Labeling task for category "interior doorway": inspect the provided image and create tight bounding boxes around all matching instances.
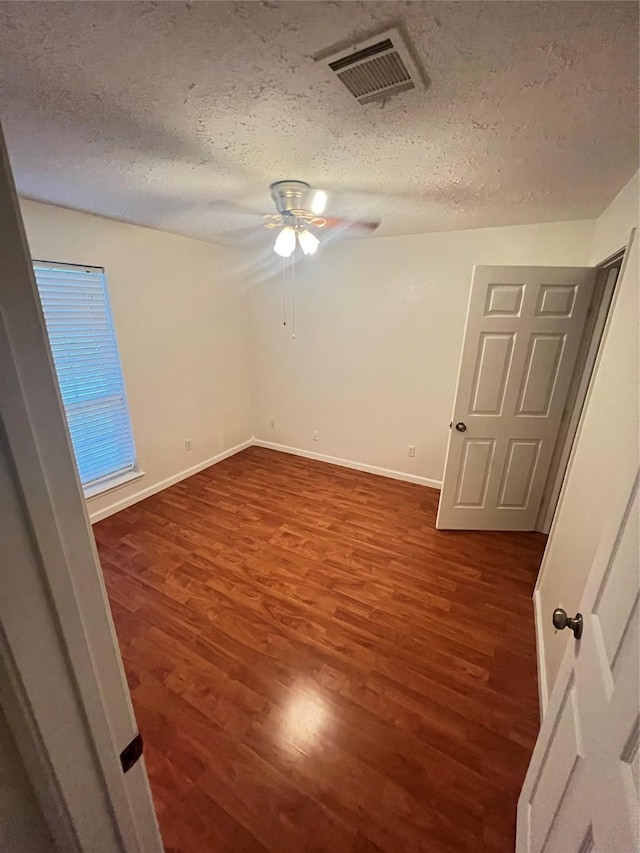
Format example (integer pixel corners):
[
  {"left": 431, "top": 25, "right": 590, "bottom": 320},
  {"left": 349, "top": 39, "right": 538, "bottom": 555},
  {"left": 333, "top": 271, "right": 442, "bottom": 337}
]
[
  {"left": 437, "top": 256, "right": 625, "bottom": 533},
  {"left": 437, "top": 264, "right": 599, "bottom": 531},
  {"left": 536, "top": 251, "right": 624, "bottom": 533}
]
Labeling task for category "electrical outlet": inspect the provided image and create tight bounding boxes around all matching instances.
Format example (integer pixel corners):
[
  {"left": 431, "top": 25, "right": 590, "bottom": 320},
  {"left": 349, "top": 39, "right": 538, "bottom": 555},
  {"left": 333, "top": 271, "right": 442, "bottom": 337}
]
[
  {"left": 185, "top": 439, "right": 192, "bottom": 451},
  {"left": 269, "top": 418, "right": 276, "bottom": 429},
  {"left": 313, "top": 431, "right": 319, "bottom": 441},
  {"left": 407, "top": 445, "right": 415, "bottom": 457}
]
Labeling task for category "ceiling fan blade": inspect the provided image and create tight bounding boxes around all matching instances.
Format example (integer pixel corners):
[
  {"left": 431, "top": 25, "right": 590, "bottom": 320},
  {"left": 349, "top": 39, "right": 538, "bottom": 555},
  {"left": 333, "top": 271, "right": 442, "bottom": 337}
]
[{"left": 322, "top": 217, "right": 380, "bottom": 232}]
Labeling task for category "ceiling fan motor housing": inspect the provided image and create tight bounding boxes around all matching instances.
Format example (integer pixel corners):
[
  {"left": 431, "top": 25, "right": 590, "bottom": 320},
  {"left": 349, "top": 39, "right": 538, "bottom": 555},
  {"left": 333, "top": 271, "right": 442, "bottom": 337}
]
[{"left": 270, "top": 180, "right": 311, "bottom": 215}]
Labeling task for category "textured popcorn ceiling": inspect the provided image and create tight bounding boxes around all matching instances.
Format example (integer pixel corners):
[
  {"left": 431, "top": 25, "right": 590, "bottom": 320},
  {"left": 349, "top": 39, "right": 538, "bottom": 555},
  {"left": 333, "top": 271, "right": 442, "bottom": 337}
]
[{"left": 0, "top": 1, "right": 638, "bottom": 245}]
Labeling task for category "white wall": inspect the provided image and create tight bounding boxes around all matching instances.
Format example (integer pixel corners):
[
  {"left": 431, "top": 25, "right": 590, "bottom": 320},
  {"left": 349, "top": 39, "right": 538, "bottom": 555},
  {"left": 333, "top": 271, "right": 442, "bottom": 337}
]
[
  {"left": 536, "top": 171, "right": 639, "bottom": 709},
  {"left": 20, "top": 200, "right": 253, "bottom": 520},
  {"left": 249, "top": 220, "right": 594, "bottom": 484},
  {"left": 590, "top": 171, "right": 640, "bottom": 263}
]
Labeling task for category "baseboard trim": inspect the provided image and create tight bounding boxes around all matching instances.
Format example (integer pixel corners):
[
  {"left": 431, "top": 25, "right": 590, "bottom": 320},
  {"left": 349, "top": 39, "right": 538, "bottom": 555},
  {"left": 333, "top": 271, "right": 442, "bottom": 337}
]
[
  {"left": 89, "top": 437, "right": 441, "bottom": 523},
  {"left": 253, "top": 439, "right": 442, "bottom": 490},
  {"left": 533, "top": 589, "right": 549, "bottom": 720},
  {"left": 88, "top": 438, "right": 254, "bottom": 523}
]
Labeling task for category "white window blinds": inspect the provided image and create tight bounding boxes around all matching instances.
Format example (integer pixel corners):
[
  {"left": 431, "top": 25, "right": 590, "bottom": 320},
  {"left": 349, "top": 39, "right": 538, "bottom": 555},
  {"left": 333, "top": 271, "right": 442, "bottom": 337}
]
[{"left": 33, "top": 261, "right": 137, "bottom": 490}]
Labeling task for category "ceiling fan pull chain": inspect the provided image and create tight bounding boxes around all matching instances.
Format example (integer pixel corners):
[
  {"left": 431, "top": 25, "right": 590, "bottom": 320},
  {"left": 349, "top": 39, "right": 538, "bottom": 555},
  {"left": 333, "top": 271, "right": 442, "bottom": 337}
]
[
  {"left": 291, "top": 250, "right": 296, "bottom": 339},
  {"left": 282, "top": 255, "right": 287, "bottom": 326}
]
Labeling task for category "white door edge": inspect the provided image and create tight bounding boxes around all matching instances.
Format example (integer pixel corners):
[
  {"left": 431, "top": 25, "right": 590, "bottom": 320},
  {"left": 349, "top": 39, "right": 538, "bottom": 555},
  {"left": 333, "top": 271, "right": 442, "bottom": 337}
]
[
  {"left": 0, "top": 122, "right": 162, "bottom": 851},
  {"left": 533, "top": 589, "right": 549, "bottom": 720}
]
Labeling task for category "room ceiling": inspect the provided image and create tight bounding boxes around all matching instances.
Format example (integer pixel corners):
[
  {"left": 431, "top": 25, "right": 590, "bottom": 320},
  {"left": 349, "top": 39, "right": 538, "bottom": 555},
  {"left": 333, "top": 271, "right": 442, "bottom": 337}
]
[{"left": 0, "top": 1, "right": 638, "bottom": 246}]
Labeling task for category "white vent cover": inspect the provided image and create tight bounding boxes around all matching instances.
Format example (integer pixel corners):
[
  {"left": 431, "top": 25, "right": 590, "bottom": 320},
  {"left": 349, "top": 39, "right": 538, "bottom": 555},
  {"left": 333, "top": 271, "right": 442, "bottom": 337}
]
[{"left": 319, "top": 28, "right": 424, "bottom": 105}]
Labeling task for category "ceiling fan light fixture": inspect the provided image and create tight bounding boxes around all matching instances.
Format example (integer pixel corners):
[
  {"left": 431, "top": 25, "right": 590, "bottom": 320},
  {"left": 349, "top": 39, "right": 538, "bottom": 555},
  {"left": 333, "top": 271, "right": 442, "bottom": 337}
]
[
  {"left": 298, "top": 228, "right": 320, "bottom": 256},
  {"left": 273, "top": 225, "right": 296, "bottom": 257}
]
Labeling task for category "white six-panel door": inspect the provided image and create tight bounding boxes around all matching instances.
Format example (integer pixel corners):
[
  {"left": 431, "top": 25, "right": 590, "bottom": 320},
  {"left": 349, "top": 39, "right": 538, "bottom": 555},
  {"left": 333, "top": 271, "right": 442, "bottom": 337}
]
[
  {"left": 517, "top": 465, "right": 639, "bottom": 853},
  {"left": 437, "top": 265, "right": 597, "bottom": 530}
]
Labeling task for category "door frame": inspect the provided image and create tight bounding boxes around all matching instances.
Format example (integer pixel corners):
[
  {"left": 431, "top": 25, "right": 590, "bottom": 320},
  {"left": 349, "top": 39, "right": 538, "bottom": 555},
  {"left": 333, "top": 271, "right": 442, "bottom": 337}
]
[
  {"left": 0, "top": 123, "right": 162, "bottom": 850},
  {"left": 535, "top": 249, "right": 625, "bottom": 533},
  {"left": 533, "top": 229, "right": 637, "bottom": 718}
]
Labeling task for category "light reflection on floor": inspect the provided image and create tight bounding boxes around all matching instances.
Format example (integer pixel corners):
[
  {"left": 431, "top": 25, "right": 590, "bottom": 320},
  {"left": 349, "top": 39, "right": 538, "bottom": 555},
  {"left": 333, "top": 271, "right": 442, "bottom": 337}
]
[{"left": 279, "top": 685, "right": 329, "bottom": 755}]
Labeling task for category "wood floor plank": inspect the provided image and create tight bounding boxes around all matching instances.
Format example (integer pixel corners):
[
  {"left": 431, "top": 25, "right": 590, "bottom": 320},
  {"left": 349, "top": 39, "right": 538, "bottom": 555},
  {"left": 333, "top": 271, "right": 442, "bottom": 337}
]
[{"left": 94, "top": 446, "right": 546, "bottom": 852}]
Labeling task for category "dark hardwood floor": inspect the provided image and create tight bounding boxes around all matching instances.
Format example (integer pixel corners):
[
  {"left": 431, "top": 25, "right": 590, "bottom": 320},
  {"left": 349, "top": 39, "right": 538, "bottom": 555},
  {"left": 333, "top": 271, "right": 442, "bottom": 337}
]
[{"left": 94, "top": 446, "right": 546, "bottom": 853}]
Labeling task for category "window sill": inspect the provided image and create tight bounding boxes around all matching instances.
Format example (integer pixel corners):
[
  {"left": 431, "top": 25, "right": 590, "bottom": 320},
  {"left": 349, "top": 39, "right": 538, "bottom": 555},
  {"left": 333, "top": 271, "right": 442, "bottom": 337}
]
[{"left": 84, "top": 469, "right": 144, "bottom": 501}]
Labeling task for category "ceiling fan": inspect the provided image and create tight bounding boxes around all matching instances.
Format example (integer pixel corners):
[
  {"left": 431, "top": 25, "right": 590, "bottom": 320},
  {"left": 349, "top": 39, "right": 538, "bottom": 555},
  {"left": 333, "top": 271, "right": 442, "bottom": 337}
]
[{"left": 264, "top": 180, "right": 379, "bottom": 257}]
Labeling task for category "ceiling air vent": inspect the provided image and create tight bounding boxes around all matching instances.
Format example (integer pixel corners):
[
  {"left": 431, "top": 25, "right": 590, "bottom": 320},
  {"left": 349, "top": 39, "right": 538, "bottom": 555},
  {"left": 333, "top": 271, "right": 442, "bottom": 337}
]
[{"left": 320, "top": 28, "right": 424, "bottom": 105}]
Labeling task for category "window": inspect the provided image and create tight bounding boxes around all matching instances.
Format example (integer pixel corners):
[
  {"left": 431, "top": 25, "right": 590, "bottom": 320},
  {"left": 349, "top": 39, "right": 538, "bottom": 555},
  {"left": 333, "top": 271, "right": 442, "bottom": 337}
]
[{"left": 33, "top": 261, "right": 138, "bottom": 495}]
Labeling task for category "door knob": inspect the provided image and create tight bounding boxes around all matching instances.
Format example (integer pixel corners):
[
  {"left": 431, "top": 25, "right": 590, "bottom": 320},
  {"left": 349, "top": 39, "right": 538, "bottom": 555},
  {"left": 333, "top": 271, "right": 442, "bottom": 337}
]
[
  {"left": 552, "top": 608, "right": 583, "bottom": 640},
  {"left": 455, "top": 422, "right": 467, "bottom": 432}
]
